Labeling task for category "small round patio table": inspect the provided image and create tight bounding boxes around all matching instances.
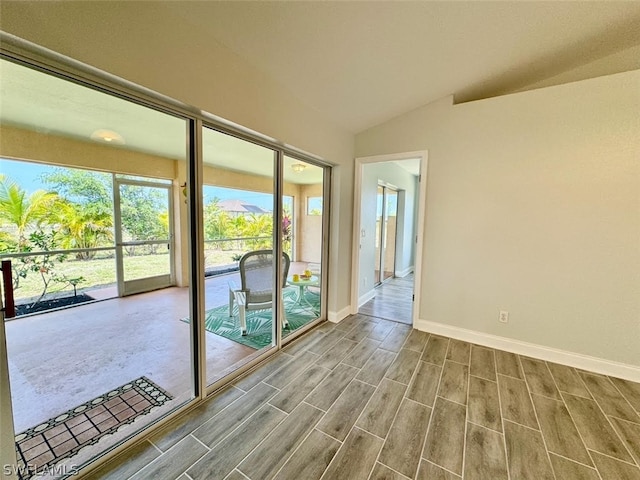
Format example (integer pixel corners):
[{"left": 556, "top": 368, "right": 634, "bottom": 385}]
[{"left": 286, "top": 275, "right": 319, "bottom": 310}]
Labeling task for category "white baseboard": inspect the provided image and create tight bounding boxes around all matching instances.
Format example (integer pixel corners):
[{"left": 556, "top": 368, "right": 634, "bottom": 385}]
[
  {"left": 328, "top": 306, "right": 351, "bottom": 323},
  {"left": 415, "top": 319, "right": 640, "bottom": 383},
  {"left": 395, "top": 266, "right": 414, "bottom": 277},
  {"left": 358, "top": 289, "right": 376, "bottom": 308}
]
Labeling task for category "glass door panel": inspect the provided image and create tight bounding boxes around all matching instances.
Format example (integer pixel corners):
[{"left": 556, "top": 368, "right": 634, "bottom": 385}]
[
  {"left": 1, "top": 58, "right": 192, "bottom": 478},
  {"left": 283, "top": 156, "right": 326, "bottom": 337},
  {"left": 383, "top": 189, "right": 398, "bottom": 281},
  {"left": 202, "top": 127, "right": 278, "bottom": 387},
  {"left": 375, "top": 185, "right": 398, "bottom": 285},
  {"left": 374, "top": 185, "right": 384, "bottom": 285}
]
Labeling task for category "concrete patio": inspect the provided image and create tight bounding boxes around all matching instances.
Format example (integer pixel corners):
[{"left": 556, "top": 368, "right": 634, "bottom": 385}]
[{"left": 6, "top": 263, "right": 316, "bottom": 434}]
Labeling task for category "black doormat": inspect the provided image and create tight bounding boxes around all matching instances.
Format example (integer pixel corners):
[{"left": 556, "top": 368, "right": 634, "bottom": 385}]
[{"left": 14, "top": 377, "right": 172, "bottom": 480}]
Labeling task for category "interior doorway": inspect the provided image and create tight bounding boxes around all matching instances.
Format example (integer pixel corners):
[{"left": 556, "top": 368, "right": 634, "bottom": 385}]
[{"left": 351, "top": 151, "right": 428, "bottom": 326}]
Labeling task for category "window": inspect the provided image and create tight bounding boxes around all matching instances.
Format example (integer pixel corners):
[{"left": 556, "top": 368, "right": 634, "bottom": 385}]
[{"left": 307, "top": 196, "right": 323, "bottom": 215}]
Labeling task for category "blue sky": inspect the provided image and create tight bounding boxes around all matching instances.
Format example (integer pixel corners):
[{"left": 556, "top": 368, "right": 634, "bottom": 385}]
[
  {"left": 1, "top": 158, "right": 277, "bottom": 210},
  {"left": 1, "top": 158, "right": 53, "bottom": 193}
]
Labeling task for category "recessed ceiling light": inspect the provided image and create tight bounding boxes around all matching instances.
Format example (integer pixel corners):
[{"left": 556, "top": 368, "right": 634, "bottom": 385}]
[
  {"left": 291, "top": 163, "right": 306, "bottom": 173},
  {"left": 90, "top": 129, "right": 125, "bottom": 145}
]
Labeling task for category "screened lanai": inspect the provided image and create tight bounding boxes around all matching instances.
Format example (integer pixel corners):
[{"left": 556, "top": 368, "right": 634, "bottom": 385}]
[{"left": 0, "top": 57, "right": 329, "bottom": 477}]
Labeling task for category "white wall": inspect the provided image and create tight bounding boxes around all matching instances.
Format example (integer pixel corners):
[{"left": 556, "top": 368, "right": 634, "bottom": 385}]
[
  {"left": 356, "top": 71, "right": 640, "bottom": 368},
  {"left": 359, "top": 163, "right": 418, "bottom": 299},
  {"left": 0, "top": 1, "right": 355, "bottom": 315}
]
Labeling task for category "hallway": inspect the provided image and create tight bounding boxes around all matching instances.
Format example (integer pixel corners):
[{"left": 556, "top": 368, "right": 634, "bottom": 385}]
[{"left": 360, "top": 274, "right": 414, "bottom": 324}]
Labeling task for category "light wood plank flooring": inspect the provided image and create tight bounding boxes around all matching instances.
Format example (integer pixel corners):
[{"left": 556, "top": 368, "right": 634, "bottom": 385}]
[
  {"left": 360, "top": 274, "right": 414, "bottom": 324},
  {"left": 87, "top": 314, "right": 640, "bottom": 480}
]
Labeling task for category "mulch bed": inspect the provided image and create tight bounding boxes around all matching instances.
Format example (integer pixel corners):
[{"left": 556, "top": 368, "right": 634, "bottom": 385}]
[{"left": 14, "top": 294, "right": 95, "bottom": 317}]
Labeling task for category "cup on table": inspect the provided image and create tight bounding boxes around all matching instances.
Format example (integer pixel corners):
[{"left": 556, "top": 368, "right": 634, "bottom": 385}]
[
  {"left": 304, "top": 269, "right": 312, "bottom": 277},
  {"left": 293, "top": 274, "right": 300, "bottom": 281}
]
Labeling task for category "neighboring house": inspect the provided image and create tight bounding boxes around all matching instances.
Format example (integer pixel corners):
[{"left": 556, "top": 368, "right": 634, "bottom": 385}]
[{"left": 217, "top": 199, "right": 270, "bottom": 218}]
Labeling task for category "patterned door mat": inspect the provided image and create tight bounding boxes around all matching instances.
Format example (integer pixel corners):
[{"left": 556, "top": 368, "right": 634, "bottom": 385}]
[{"left": 14, "top": 377, "right": 172, "bottom": 480}]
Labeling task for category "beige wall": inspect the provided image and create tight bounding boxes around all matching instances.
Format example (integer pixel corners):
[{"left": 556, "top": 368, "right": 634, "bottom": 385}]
[
  {"left": 356, "top": 70, "right": 640, "bottom": 367},
  {"left": 0, "top": 125, "right": 176, "bottom": 178},
  {"left": 0, "top": 1, "right": 355, "bottom": 315},
  {"left": 202, "top": 165, "right": 299, "bottom": 198},
  {"left": 298, "top": 184, "right": 324, "bottom": 263}
]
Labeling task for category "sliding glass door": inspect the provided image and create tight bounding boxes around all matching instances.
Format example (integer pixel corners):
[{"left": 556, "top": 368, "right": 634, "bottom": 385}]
[
  {"left": 282, "top": 156, "right": 327, "bottom": 335},
  {"left": 0, "top": 49, "right": 331, "bottom": 479},
  {"left": 0, "top": 57, "right": 193, "bottom": 478},
  {"left": 201, "top": 126, "right": 280, "bottom": 387},
  {"left": 375, "top": 184, "right": 398, "bottom": 285}
]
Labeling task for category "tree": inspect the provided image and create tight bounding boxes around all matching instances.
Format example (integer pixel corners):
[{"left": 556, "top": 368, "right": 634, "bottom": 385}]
[
  {"left": 0, "top": 230, "right": 17, "bottom": 253},
  {"left": 42, "top": 169, "right": 169, "bottom": 255},
  {"left": 282, "top": 214, "right": 292, "bottom": 256},
  {"left": 53, "top": 201, "right": 114, "bottom": 259},
  {"left": 41, "top": 168, "right": 113, "bottom": 215},
  {"left": 240, "top": 213, "right": 273, "bottom": 250},
  {"left": 0, "top": 174, "right": 61, "bottom": 247},
  {"left": 119, "top": 184, "right": 168, "bottom": 254},
  {"left": 41, "top": 169, "right": 114, "bottom": 258},
  {"left": 204, "top": 199, "right": 232, "bottom": 242},
  {"left": 17, "top": 229, "right": 83, "bottom": 310}
]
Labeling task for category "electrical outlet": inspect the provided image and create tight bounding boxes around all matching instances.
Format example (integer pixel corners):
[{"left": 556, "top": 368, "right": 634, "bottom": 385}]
[{"left": 499, "top": 311, "right": 509, "bottom": 323}]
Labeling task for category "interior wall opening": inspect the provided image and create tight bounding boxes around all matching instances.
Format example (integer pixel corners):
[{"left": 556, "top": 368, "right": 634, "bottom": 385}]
[{"left": 355, "top": 157, "right": 423, "bottom": 326}]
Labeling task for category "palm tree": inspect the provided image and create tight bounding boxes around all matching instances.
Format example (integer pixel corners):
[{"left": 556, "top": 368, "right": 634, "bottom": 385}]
[
  {"left": 242, "top": 213, "right": 273, "bottom": 250},
  {"left": 0, "top": 174, "right": 60, "bottom": 248},
  {"left": 0, "top": 230, "right": 16, "bottom": 253},
  {"left": 53, "top": 201, "right": 114, "bottom": 259},
  {"left": 204, "top": 200, "right": 233, "bottom": 242}
]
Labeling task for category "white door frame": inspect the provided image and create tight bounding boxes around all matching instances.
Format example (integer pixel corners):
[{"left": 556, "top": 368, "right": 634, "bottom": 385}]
[
  {"left": 351, "top": 150, "right": 428, "bottom": 325},
  {"left": 0, "top": 294, "right": 18, "bottom": 480}
]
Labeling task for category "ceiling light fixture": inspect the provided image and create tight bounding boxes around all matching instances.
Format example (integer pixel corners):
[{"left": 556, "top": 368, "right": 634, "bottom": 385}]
[
  {"left": 291, "top": 163, "right": 306, "bottom": 173},
  {"left": 90, "top": 129, "right": 125, "bottom": 145}
]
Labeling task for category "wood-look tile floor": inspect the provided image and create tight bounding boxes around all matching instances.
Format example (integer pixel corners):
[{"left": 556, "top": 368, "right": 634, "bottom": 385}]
[
  {"left": 88, "top": 314, "right": 640, "bottom": 480},
  {"left": 360, "top": 274, "right": 414, "bottom": 324}
]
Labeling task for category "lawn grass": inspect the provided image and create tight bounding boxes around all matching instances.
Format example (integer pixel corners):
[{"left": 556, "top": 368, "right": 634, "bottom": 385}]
[{"left": 9, "top": 248, "right": 243, "bottom": 303}]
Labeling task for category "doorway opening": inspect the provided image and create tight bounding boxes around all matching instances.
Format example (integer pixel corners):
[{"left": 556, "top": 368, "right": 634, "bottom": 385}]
[
  {"left": 351, "top": 151, "right": 428, "bottom": 326},
  {"left": 114, "top": 176, "right": 175, "bottom": 297}
]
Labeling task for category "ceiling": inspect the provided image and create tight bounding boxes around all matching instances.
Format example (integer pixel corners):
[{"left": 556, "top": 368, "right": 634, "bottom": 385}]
[
  {"left": 162, "top": 1, "right": 640, "bottom": 133},
  {"left": 0, "top": 59, "right": 324, "bottom": 185},
  {"left": 1, "top": 1, "right": 639, "bottom": 173},
  {"left": 394, "top": 159, "right": 421, "bottom": 177}
]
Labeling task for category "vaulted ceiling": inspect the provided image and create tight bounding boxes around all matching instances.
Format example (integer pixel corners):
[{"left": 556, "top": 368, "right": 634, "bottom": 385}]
[
  {"left": 161, "top": 1, "right": 640, "bottom": 132},
  {"left": 1, "top": 1, "right": 639, "bottom": 136}
]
